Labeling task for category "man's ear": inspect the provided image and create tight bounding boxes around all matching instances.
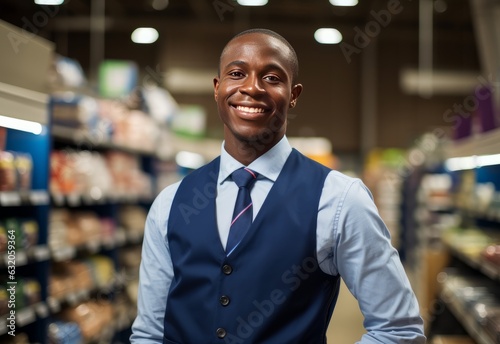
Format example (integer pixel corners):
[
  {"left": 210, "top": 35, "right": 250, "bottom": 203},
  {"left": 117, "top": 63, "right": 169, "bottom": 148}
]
[
  {"left": 213, "top": 77, "right": 220, "bottom": 102},
  {"left": 289, "top": 83, "right": 303, "bottom": 108}
]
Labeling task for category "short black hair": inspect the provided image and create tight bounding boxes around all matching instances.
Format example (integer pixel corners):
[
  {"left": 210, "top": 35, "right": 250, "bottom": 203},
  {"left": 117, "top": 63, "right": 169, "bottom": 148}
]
[{"left": 219, "top": 28, "right": 299, "bottom": 84}]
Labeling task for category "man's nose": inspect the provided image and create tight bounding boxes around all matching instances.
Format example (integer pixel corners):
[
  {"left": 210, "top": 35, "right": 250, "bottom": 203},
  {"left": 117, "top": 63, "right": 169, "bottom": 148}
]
[{"left": 239, "top": 74, "right": 265, "bottom": 95}]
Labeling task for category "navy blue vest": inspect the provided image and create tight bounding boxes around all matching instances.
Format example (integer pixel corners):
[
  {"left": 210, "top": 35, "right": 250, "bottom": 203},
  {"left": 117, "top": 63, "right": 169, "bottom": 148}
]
[{"left": 164, "top": 149, "right": 340, "bottom": 344}]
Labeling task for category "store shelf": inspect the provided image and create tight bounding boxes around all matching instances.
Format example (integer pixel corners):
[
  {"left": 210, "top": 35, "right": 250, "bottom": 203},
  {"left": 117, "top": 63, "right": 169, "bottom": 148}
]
[
  {"left": 50, "top": 192, "right": 153, "bottom": 207},
  {"left": 52, "top": 125, "right": 157, "bottom": 156},
  {"left": 47, "top": 282, "right": 118, "bottom": 312},
  {"left": 50, "top": 229, "right": 142, "bottom": 262},
  {"left": 0, "top": 302, "right": 50, "bottom": 336},
  {"left": 0, "top": 81, "right": 49, "bottom": 126},
  {"left": 459, "top": 206, "right": 500, "bottom": 223},
  {"left": 0, "top": 245, "right": 50, "bottom": 268},
  {"left": 441, "top": 283, "right": 497, "bottom": 344},
  {"left": 445, "top": 127, "right": 500, "bottom": 158},
  {"left": 446, "top": 246, "right": 500, "bottom": 282},
  {"left": 0, "top": 191, "right": 49, "bottom": 207}
]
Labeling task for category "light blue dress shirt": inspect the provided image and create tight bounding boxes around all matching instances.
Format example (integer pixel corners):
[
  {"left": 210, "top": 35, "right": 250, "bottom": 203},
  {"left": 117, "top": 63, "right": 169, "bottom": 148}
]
[{"left": 131, "top": 136, "right": 426, "bottom": 343}]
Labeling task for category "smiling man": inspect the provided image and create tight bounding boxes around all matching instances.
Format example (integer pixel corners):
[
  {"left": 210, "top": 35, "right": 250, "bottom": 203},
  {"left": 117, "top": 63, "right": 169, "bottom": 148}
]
[{"left": 131, "top": 29, "right": 425, "bottom": 344}]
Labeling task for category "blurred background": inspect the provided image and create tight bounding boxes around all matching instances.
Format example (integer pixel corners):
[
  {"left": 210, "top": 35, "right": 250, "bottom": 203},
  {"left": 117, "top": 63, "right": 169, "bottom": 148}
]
[{"left": 0, "top": 1, "right": 499, "bottom": 343}]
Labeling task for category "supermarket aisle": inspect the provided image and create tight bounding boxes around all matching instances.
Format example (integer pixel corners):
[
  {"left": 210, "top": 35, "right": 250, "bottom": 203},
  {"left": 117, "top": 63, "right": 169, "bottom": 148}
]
[{"left": 327, "top": 280, "right": 366, "bottom": 343}]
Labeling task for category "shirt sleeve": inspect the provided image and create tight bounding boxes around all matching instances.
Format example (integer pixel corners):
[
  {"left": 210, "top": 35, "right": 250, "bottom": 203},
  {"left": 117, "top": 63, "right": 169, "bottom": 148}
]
[
  {"left": 333, "top": 179, "right": 426, "bottom": 344},
  {"left": 130, "top": 183, "right": 179, "bottom": 343}
]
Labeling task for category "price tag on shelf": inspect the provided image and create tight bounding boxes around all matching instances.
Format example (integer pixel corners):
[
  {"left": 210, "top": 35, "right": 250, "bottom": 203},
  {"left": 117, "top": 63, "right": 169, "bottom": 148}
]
[
  {"left": 52, "top": 246, "right": 76, "bottom": 261},
  {"left": 16, "top": 251, "right": 28, "bottom": 266},
  {"left": 17, "top": 308, "right": 36, "bottom": 327},
  {"left": 32, "top": 246, "right": 50, "bottom": 262},
  {"left": 34, "top": 302, "right": 49, "bottom": 318},
  {"left": 47, "top": 297, "right": 61, "bottom": 313},
  {"left": 0, "top": 192, "right": 21, "bottom": 206},
  {"left": 29, "top": 190, "right": 49, "bottom": 205}
]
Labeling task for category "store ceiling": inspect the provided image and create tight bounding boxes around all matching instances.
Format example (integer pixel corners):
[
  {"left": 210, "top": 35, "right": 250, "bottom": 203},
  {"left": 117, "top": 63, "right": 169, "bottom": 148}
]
[
  {"left": 0, "top": 0, "right": 482, "bottom": 153},
  {"left": 1, "top": 0, "right": 473, "bottom": 35}
]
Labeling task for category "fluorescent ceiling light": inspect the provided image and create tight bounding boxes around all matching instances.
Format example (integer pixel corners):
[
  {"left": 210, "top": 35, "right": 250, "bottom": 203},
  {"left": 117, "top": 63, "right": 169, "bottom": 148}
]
[
  {"left": 314, "top": 28, "right": 342, "bottom": 44},
  {"left": 329, "top": 0, "right": 358, "bottom": 6},
  {"left": 131, "top": 27, "right": 159, "bottom": 44},
  {"left": 151, "top": 0, "right": 169, "bottom": 10},
  {"left": 34, "top": 0, "right": 64, "bottom": 4},
  {"left": 237, "top": 0, "right": 268, "bottom": 6},
  {"left": 0, "top": 115, "right": 43, "bottom": 135},
  {"left": 445, "top": 154, "right": 500, "bottom": 171}
]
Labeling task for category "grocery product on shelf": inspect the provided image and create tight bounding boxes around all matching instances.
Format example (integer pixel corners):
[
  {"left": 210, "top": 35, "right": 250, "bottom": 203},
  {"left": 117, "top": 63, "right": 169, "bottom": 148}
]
[
  {"left": 0, "top": 278, "right": 41, "bottom": 314},
  {"left": 0, "top": 151, "right": 33, "bottom": 192},
  {"left": 58, "top": 300, "right": 114, "bottom": 341},
  {"left": 50, "top": 149, "right": 153, "bottom": 201},
  {"left": 47, "top": 321, "right": 82, "bottom": 344}
]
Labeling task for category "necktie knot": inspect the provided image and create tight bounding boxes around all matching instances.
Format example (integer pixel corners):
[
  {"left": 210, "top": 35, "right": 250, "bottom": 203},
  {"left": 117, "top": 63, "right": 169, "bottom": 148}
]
[{"left": 231, "top": 167, "right": 258, "bottom": 189}]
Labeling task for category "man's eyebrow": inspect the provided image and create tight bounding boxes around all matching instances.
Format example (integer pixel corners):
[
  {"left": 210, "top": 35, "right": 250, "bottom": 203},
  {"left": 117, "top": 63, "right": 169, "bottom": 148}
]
[
  {"left": 223, "top": 61, "right": 288, "bottom": 75},
  {"left": 224, "top": 60, "right": 247, "bottom": 70}
]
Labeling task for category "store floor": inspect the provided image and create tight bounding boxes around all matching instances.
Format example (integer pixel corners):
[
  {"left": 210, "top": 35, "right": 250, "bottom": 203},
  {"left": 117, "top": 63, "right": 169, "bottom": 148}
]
[{"left": 327, "top": 280, "right": 366, "bottom": 343}]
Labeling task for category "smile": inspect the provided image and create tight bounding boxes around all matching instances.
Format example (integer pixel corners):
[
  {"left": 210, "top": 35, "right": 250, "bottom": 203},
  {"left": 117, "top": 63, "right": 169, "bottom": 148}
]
[{"left": 235, "top": 105, "right": 266, "bottom": 114}]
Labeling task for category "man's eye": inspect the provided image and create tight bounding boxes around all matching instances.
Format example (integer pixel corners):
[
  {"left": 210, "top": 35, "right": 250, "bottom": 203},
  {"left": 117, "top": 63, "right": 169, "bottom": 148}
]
[
  {"left": 264, "top": 75, "right": 280, "bottom": 82},
  {"left": 229, "top": 71, "right": 244, "bottom": 77}
]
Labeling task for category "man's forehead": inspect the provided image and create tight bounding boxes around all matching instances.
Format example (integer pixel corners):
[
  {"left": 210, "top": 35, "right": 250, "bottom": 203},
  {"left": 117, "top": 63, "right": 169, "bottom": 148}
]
[
  {"left": 228, "top": 32, "right": 281, "bottom": 48},
  {"left": 223, "top": 34, "right": 289, "bottom": 58}
]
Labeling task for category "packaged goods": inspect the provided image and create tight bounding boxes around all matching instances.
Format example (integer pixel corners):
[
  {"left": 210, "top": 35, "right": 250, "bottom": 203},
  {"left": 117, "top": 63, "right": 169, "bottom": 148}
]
[
  {"left": 0, "top": 151, "right": 16, "bottom": 191},
  {"left": 14, "top": 153, "right": 33, "bottom": 191},
  {"left": 48, "top": 320, "right": 82, "bottom": 344},
  {"left": 4, "top": 218, "right": 23, "bottom": 249},
  {"left": 20, "top": 219, "right": 38, "bottom": 249}
]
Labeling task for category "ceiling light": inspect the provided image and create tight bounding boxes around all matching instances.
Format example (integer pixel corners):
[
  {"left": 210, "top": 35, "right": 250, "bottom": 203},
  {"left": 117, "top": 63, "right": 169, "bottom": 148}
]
[
  {"left": 237, "top": 0, "right": 268, "bottom": 6},
  {"left": 34, "top": 0, "right": 64, "bottom": 4},
  {"left": 151, "top": 0, "right": 168, "bottom": 11},
  {"left": 314, "top": 28, "right": 342, "bottom": 44},
  {"left": 0, "top": 115, "right": 43, "bottom": 135},
  {"left": 329, "top": 0, "right": 358, "bottom": 6},
  {"left": 131, "top": 28, "right": 159, "bottom": 44}
]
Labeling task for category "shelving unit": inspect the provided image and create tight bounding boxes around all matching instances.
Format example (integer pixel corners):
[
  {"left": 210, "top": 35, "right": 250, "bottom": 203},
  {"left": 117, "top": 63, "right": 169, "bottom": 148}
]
[
  {"left": 0, "top": 85, "right": 52, "bottom": 342},
  {"left": 47, "top": 120, "right": 155, "bottom": 342},
  {"left": 421, "top": 130, "right": 500, "bottom": 344}
]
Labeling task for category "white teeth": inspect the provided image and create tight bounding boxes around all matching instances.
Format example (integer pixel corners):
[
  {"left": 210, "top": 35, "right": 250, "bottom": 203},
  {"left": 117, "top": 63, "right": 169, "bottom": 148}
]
[{"left": 236, "top": 106, "right": 265, "bottom": 113}]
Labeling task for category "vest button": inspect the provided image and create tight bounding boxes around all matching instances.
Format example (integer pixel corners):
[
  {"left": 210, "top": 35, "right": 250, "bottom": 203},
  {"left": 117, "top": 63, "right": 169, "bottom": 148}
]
[
  {"left": 222, "top": 264, "right": 233, "bottom": 275},
  {"left": 219, "top": 295, "right": 230, "bottom": 306},
  {"left": 216, "top": 327, "right": 227, "bottom": 338}
]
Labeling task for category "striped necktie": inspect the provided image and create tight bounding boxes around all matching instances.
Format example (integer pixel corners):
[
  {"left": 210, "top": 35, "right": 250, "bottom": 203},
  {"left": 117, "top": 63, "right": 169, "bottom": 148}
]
[{"left": 226, "top": 167, "right": 258, "bottom": 255}]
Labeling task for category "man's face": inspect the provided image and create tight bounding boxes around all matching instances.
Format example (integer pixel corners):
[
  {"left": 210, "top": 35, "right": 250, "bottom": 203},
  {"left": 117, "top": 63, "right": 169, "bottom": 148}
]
[{"left": 214, "top": 33, "right": 302, "bottom": 153}]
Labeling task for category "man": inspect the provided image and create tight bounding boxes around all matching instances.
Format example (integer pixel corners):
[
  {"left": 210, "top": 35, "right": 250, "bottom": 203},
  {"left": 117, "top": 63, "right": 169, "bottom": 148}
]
[{"left": 131, "top": 28, "right": 425, "bottom": 343}]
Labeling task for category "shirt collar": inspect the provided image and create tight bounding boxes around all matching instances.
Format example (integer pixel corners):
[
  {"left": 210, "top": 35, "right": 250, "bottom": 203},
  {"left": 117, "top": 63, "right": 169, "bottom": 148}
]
[{"left": 218, "top": 136, "right": 292, "bottom": 184}]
